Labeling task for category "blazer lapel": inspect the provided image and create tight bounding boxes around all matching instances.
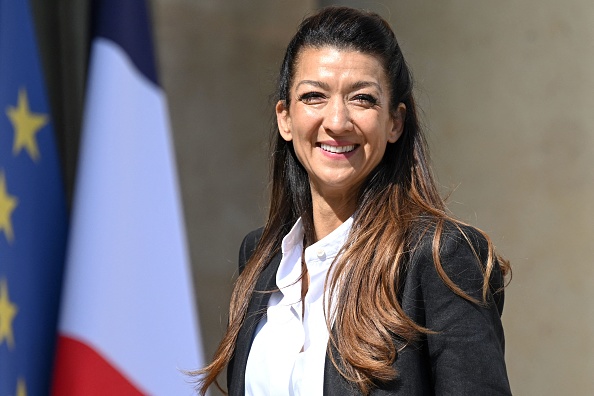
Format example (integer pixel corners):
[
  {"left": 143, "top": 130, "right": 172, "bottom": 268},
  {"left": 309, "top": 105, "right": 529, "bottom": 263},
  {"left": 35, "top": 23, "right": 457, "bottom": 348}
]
[
  {"left": 323, "top": 335, "right": 361, "bottom": 395},
  {"left": 228, "top": 252, "right": 282, "bottom": 396}
]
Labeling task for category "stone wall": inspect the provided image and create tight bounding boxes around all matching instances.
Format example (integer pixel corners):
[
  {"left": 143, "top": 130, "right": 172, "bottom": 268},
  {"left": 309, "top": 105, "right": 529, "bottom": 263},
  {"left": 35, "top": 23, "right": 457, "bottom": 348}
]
[{"left": 151, "top": 0, "right": 317, "bottom": 375}]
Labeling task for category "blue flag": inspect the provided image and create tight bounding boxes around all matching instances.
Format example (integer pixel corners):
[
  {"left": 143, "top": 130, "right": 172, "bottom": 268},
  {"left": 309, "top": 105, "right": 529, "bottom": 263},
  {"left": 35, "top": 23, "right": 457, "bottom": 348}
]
[{"left": 0, "top": 1, "right": 69, "bottom": 395}]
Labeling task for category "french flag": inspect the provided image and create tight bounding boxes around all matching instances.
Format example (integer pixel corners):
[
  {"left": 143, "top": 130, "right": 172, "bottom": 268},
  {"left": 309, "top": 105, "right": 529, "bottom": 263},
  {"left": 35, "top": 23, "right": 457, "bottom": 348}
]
[{"left": 52, "top": 0, "right": 203, "bottom": 394}]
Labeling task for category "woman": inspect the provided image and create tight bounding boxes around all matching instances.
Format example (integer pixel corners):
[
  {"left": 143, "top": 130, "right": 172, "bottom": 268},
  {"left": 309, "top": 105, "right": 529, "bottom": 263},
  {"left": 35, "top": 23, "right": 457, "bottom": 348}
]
[{"left": 196, "top": 6, "right": 511, "bottom": 395}]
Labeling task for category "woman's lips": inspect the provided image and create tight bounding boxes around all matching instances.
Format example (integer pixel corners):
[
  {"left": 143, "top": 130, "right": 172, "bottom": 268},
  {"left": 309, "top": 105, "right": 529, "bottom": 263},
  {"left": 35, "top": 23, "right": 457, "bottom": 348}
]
[{"left": 319, "top": 143, "right": 357, "bottom": 154}]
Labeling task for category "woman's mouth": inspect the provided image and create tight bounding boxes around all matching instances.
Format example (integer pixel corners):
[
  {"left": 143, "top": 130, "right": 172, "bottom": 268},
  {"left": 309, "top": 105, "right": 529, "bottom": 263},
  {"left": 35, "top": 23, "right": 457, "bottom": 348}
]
[{"left": 319, "top": 143, "right": 357, "bottom": 154}]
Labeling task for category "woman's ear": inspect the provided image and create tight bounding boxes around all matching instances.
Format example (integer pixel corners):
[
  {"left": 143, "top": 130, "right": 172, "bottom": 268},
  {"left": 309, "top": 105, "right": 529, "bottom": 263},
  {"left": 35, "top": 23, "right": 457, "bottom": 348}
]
[
  {"left": 276, "top": 100, "right": 292, "bottom": 142},
  {"left": 388, "top": 102, "right": 406, "bottom": 143}
]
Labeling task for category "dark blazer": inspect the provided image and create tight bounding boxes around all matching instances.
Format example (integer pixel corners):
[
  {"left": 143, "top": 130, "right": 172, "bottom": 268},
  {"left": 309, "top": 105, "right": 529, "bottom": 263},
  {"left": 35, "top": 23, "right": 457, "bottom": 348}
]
[{"left": 227, "top": 224, "right": 512, "bottom": 395}]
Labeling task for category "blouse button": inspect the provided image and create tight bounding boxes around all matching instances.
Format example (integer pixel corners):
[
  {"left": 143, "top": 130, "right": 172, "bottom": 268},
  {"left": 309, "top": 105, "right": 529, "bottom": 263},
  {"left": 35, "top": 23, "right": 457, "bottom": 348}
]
[{"left": 316, "top": 248, "right": 325, "bottom": 259}]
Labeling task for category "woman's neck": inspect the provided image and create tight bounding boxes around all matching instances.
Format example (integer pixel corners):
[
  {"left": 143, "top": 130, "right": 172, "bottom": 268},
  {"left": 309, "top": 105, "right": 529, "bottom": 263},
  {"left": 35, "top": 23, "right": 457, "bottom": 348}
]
[{"left": 310, "top": 188, "right": 357, "bottom": 240}]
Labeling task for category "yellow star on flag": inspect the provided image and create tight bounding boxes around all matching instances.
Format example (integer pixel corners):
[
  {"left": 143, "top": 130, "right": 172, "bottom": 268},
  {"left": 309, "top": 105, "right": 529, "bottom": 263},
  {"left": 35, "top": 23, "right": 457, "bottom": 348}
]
[
  {"left": 17, "top": 378, "right": 27, "bottom": 396},
  {"left": 6, "top": 88, "right": 48, "bottom": 161},
  {"left": 0, "top": 278, "right": 18, "bottom": 349},
  {"left": 0, "top": 172, "right": 18, "bottom": 243}
]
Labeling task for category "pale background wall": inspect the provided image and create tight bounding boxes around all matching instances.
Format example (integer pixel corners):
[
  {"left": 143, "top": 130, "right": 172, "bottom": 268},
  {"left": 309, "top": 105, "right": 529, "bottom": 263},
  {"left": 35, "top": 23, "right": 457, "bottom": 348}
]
[
  {"left": 150, "top": 1, "right": 594, "bottom": 394},
  {"left": 151, "top": 2, "right": 316, "bottom": 392}
]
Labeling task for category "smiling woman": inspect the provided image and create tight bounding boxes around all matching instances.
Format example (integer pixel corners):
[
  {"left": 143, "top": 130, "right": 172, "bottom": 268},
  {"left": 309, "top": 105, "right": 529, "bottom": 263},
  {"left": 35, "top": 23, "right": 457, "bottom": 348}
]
[
  {"left": 276, "top": 47, "right": 406, "bottom": 235},
  {"left": 193, "top": 6, "right": 512, "bottom": 396}
]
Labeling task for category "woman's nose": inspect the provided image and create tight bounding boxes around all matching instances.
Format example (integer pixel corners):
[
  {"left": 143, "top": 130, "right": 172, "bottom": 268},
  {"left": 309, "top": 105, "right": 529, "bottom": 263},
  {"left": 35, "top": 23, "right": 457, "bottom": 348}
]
[{"left": 322, "top": 98, "right": 353, "bottom": 133}]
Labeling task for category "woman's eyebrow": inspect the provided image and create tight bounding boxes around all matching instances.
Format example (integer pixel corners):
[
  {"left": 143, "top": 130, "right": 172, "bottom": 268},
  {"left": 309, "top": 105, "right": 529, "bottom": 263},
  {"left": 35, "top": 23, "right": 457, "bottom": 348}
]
[
  {"left": 350, "top": 81, "right": 383, "bottom": 93},
  {"left": 295, "top": 80, "right": 330, "bottom": 90},
  {"left": 295, "top": 79, "right": 383, "bottom": 93}
]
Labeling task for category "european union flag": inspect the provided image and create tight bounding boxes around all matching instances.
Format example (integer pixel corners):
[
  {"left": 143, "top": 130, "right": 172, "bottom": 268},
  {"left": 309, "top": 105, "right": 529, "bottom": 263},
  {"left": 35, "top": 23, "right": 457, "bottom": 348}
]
[{"left": 0, "top": 1, "right": 68, "bottom": 394}]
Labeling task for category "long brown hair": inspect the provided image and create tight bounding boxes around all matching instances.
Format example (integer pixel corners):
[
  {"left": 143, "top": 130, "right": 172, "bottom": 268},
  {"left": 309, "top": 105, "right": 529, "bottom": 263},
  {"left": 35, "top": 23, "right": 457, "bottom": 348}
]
[{"left": 195, "top": 6, "right": 510, "bottom": 394}]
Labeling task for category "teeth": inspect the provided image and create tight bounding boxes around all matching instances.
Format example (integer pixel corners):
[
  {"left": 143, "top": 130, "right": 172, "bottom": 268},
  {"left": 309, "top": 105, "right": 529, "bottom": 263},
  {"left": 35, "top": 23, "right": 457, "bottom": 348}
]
[{"left": 320, "top": 144, "right": 356, "bottom": 154}]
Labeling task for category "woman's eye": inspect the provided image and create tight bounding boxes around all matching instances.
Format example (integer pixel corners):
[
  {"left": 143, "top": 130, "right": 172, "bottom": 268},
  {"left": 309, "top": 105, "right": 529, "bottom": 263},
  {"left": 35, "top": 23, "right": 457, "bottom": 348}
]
[
  {"left": 297, "top": 92, "right": 326, "bottom": 104},
  {"left": 352, "top": 94, "right": 378, "bottom": 107}
]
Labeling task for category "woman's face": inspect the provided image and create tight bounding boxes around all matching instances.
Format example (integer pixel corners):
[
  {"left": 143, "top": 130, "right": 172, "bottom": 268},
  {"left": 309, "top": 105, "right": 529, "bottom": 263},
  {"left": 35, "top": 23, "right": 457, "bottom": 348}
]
[{"left": 276, "top": 46, "right": 405, "bottom": 201}]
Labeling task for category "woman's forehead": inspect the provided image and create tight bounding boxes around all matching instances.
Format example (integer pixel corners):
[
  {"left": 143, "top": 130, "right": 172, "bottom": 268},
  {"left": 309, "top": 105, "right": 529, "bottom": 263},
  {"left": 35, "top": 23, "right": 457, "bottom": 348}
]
[{"left": 291, "top": 46, "right": 388, "bottom": 88}]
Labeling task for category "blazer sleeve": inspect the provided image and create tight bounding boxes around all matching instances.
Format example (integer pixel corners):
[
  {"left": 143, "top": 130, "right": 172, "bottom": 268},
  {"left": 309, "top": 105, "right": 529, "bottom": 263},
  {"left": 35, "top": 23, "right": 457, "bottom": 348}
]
[{"left": 409, "top": 225, "right": 511, "bottom": 395}]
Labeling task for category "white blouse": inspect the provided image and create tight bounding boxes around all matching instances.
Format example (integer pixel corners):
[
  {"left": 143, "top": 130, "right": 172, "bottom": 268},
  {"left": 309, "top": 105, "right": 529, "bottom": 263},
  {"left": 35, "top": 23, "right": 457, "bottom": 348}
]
[{"left": 245, "top": 217, "right": 353, "bottom": 396}]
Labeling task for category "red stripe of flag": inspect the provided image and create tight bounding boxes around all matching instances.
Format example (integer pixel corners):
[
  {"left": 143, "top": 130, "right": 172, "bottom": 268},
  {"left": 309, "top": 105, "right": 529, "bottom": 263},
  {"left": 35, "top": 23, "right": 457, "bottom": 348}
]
[{"left": 52, "top": 336, "right": 145, "bottom": 395}]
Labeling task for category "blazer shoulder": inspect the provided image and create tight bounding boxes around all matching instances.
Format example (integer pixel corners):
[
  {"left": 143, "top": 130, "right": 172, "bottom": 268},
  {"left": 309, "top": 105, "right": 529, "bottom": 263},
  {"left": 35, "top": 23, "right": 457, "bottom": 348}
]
[
  {"left": 404, "top": 222, "right": 511, "bottom": 394},
  {"left": 238, "top": 227, "right": 264, "bottom": 274},
  {"left": 410, "top": 221, "right": 488, "bottom": 256},
  {"left": 407, "top": 221, "right": 504, "bottom": 302}
]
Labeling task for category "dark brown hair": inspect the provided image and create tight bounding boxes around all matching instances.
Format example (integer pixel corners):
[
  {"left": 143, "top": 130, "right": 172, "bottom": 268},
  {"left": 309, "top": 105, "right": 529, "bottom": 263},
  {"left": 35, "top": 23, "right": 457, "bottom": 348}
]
[{"left": 195, "top": 6, "right": 509, "bottom": 394}]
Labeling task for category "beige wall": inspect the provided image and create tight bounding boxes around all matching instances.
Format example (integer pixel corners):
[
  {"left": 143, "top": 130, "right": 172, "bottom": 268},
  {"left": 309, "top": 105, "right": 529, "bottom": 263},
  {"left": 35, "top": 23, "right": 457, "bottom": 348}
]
[
  {"left": 153, "top": 1, "right": 593, "bottom": 394},
  {"left": 151, "top": 0, "right": 317, "bottom": 384},
  {"left": 386, "top": 2, "right": 594, "bottom": 394}
]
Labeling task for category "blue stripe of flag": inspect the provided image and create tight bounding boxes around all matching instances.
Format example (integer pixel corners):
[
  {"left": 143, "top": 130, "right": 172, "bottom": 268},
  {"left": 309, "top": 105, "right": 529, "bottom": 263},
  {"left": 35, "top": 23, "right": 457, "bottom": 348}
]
[{"left": 91, "top": 0, "right": 159, "bottom": 85}]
